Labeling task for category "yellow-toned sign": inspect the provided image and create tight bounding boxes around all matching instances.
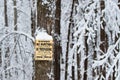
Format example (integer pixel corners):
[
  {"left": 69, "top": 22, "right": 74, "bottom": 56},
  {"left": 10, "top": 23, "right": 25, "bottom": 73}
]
[{"left": 35, "top": 40, "right": 53, "bottom": 61}]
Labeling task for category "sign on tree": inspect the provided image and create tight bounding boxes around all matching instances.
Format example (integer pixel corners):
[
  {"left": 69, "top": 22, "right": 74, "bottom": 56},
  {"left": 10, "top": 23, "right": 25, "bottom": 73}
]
[{"left": 35, "top": 31, "right": 53, "bottom": 61}]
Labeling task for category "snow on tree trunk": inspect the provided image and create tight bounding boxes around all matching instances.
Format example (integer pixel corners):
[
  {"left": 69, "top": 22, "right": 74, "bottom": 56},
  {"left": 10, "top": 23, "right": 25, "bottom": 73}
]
[
  {"left": 0, "top": 0, "right": 36, "bottom": 80},
  {"left": 68, "top": 0, "right": 120, "bottom": 80},
  {"left": 60, "top": 0, "right": 73, "bottom": 79}
]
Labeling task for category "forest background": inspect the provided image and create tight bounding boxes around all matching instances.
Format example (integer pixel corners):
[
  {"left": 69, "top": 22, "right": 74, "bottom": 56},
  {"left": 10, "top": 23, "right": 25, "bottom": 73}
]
[{"left": 0, "top": 0, "right": 120, "bottom": 80}]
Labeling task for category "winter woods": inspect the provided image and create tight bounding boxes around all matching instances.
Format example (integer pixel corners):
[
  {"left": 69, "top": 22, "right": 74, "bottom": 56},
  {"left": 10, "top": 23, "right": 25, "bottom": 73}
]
[
  {"left": 61, "top": 0, "right": 120, "bottom": 80},
  {"left": 0, "top": 0, "right": 36, "bottom": 80},
  {"left": 0, "top": 0, "right": 120, "bottom": 80}
]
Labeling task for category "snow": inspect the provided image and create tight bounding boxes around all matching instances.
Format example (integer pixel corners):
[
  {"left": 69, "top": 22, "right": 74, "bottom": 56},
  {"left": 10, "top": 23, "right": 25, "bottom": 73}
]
[
  {"left": 1, "top": 0, "right": 120, "bottom": 80},
  {"left": 0, "top": 0, "right": 35, "bottom": 80},
  {"left": 42, "top": 0, "right": 49, "bottom": 5},
  {"left": 0, "top": 31, "right": 35, "bottom": 42},
  {"left": 36, "top": 31, "right": 53, "bottom": 40}
]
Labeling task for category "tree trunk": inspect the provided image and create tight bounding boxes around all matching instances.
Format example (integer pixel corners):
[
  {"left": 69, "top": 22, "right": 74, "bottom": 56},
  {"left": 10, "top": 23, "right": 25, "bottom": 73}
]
[
  {"left": 4, "top": 0, "right": 8, "bottom": 27},
  {"left": 37, "top": 0, "right": 53, "bottom": 35},
  {"left": 13, "top": 0, "right": 17, "bottom": 30},
  {"left": 65, "top": 0, "right": 75, "bottom": 79},
  {"left": 54, "top": 0, "right": 61, "bottom": 80}
]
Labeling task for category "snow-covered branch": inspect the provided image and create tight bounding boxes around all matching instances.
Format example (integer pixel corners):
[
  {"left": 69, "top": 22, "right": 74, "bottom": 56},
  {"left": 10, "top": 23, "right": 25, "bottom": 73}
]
[{"left": 0, "top": 31, "right": 35, "bottom": 42}]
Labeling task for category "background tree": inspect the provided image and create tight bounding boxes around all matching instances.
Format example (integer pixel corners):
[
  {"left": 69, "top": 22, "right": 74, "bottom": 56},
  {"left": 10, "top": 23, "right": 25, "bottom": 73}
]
[
  {"left": 0, "top": 0, "right": 36, "bottom": 80},
  {"left": 53, "top": 0, "right": 62, "bottom": 80},
  {"left": 60, "top": 0, "right": 120, "bottom": 80},
  {"left": 72, "top": 0, "right": 120, "bottom": 80}
]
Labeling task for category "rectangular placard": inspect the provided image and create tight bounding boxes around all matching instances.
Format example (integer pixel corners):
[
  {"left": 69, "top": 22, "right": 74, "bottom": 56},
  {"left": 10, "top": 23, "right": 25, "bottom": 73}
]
[{"left": 35, "top": 40, "right": 53, "bottom": 61}]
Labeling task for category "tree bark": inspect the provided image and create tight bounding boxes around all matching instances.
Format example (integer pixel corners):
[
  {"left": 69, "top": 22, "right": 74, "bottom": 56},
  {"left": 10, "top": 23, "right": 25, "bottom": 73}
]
[
  {"left": 54, "top": 0, "right": 61, "bottom": 80},
  {"left": 13, "top": 0, "right": 17, "bottom": 30},
  {"left": 37, "top": 0, "right": 52, "bottom": 35},
  {"left": 65, "top": 0, "right": 75, "bottom": 79},
  {"left": 31, "top": 0, "right": 37, "bottom": 37},
  {"left": 4, "top": 0, "right": 8, "bottom": 27}
]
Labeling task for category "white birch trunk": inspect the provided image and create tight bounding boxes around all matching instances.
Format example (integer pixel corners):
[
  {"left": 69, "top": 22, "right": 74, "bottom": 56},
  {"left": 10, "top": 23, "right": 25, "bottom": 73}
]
[{"left": 60, "top": 0, "right": 72, "bottom": 79}]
